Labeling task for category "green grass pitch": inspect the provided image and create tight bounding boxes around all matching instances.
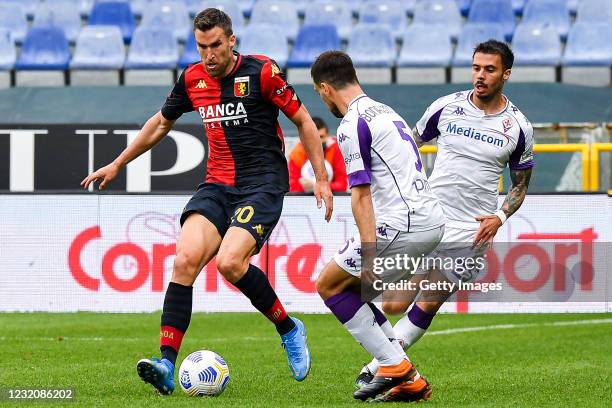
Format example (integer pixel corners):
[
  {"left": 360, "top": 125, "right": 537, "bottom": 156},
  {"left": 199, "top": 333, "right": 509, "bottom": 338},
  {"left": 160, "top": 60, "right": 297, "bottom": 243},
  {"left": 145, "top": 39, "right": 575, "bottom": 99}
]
[{"left": 0, "top": 312, "right": 610, "bottom": 407}]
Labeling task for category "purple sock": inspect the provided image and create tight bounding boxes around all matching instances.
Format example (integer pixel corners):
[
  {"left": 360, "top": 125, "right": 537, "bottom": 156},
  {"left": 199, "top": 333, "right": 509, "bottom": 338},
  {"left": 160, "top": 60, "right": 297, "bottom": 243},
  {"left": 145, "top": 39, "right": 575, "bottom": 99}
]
[
  {"left": 368, "top": 302, "right": 388, "bottom": 326},
  {"left": 324, "top": 291, "right": 364, "bottom": 324},
  {"left": 408, "top": 304, "right": 435, "bottom": 330}
]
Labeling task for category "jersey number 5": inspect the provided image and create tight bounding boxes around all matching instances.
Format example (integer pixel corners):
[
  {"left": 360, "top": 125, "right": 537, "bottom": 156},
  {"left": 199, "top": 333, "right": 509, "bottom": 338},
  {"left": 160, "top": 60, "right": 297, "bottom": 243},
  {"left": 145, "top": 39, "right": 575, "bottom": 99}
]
[{"left": 393, "top": 121, "right": 423, "bottom": 172}]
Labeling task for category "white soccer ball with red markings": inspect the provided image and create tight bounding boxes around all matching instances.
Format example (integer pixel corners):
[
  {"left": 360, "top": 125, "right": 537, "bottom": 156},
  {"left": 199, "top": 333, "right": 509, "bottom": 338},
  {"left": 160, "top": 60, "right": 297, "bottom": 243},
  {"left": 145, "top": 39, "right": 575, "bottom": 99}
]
[{"left": 178, "top": 350, "right": 230, "bottom": 397}]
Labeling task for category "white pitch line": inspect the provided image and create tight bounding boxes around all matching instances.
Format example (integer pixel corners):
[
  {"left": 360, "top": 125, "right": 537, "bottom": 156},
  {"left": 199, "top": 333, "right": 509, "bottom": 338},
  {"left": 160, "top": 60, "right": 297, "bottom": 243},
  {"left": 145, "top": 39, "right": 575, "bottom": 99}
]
[{"left": 0, "top": 319, "right": 610, "bottom": 343}]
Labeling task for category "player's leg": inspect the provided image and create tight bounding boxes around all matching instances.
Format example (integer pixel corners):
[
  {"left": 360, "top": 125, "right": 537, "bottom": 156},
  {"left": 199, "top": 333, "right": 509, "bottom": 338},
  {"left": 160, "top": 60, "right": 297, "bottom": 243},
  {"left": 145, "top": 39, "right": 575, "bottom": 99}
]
[{"left": 318, "top": 235, "right": 415, "bottom": 401}]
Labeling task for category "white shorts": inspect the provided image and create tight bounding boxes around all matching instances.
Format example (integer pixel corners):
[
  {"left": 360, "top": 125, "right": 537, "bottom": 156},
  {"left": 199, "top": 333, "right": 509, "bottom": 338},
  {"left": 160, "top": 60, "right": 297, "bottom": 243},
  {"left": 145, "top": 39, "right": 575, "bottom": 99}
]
[
  {"left": 416, "top": 227, "right": 488, "bottom": 284},
  {"left": 333, "top": 224, "right": 445, "bottom": 279}
]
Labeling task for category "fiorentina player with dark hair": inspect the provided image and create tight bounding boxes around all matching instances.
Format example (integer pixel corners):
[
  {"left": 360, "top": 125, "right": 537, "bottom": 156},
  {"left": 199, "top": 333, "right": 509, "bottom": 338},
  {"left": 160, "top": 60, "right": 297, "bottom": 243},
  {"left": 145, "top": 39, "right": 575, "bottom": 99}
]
[{"left": 81, "top": 8, "right": 333, "bottom": 395}]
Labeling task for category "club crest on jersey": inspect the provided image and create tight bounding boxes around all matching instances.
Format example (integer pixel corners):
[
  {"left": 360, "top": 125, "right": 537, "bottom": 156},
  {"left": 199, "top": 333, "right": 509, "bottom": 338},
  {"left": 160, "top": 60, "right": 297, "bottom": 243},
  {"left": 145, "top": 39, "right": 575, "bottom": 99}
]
[
  {"left": 503, "top": 118, "right": 513, "bottom": 133},
  {"left": 234, "top": 76, "right": 250, "bottom": 97}
]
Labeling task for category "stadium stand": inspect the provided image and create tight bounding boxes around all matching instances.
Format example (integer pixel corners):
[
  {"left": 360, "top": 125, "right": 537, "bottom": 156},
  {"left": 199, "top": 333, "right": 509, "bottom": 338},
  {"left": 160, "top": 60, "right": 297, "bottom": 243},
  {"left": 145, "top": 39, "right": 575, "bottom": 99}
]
[
  {"left": 201, "top": 0, "right": 245, "bottom": 38},
  {"left": 412, "top": 0, "right": 462, "bottom": 41},
  {"left": 0, "top": 1, "right": 28, "bottom": 44},
  {"left": 575, "top": 0, "right": 612, "bottom": 23},
  {"left": 141, "top": 0, "right": 191, "bottom": 43},
  {"left": 236, "top": 0, "right": 255, "bottom": 17},
  {"left": 89, "top": 1, "right": 136, "bottom": 43},
  {"left": 452, "top": 23, "right": 505, "bottom": 82},
  {"left": 32, "top": 0, "right": 83, "bottom": 43},
  {"left": 0, "top": 29, "right": 15, "bottom": 89},
  {"left": 287, "top": 24, "right": 340, "bottom": 84},
  {"left": 397, "top": 25, "right": 453, "bottom": 84},
  {"left": 346, "top": 24, "right": 395, "bottom": 83},
  {"left": 302, "top": 1, "right": 353, "bottom": 41},
  {"left": 124, "top": 27, "right": 179, "bottom": 85},
  {"left": 70, "top": 26, "right": 125, "bottom": 86},
  {"left": 521, "top": 0, "right": 571, "bottom": 40},
  {"left": 468, "top": 0, "right": 516, "bottom": 41},
  {"left": 511, "top": 23, "right": 561, "bottom": 82},
  {"left": 512, "top": 0, "right": 526, "bottom": 15},
  {"left": 562, "top": 22, "right": 612, "bottom": 86},
  {"left": 15, "top": 27, "right": 70, "bottom": 87},
  {"left": 179, "top": 31, "right": 199, "bottom": 69},
  {"left": 78, "top": 0, "right": 95, "bottom": 17},
  {"left": 238, "top": 24, "right": 289, "bottom": 67},
  {"left": 358, "top": 0, "right": 407, "bottom": 41},
  {"left": 455, "top": 0, "right": 472, "bottom": 16},
  {"left": 249, "top": 0, "right": 300, "bottom": 41}
]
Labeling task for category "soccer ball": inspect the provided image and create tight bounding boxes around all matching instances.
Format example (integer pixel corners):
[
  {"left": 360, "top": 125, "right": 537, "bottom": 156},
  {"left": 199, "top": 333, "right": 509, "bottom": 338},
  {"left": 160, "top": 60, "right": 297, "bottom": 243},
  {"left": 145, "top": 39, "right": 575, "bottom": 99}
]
[{"left": 178, "top": 350, "right": 230, "bottom": 397}]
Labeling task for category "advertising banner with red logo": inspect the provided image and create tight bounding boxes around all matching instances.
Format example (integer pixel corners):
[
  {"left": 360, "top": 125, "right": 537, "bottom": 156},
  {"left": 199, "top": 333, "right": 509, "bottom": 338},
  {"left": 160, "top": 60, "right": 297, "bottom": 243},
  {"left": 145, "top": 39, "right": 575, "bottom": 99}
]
[{"left": 0, "top": 194, "right": 610, "bottom": 313}]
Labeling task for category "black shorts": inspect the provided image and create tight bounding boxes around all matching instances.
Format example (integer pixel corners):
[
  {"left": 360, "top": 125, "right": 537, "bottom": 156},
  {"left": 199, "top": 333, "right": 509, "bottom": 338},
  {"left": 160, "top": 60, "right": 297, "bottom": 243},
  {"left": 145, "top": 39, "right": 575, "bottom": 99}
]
[{"left": 180, "top": 183, "right": 285, "bottom": 252}]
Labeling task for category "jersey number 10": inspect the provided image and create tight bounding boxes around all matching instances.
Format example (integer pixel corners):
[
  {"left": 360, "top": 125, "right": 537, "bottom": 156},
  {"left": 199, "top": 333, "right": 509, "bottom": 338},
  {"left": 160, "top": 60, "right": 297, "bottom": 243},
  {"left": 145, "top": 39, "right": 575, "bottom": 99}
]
[{"left": 393, "top": 121, "right": 423, "bottom": 173}]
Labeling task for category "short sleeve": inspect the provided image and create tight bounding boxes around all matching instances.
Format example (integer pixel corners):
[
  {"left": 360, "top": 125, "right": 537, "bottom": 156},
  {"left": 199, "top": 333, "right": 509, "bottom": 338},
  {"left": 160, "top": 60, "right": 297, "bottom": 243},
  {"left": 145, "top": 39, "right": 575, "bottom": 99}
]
[
  {"left": 415, "top": 100, "right": 444, "bottom": 142},
  {"left": 509, "top": 122, "right": 535, "bottom": 171},
  {"left": 161, "top": 70, "right": 194, "bottom": 121},
  {"left": 260, "top": 59, "right": 301, "bottom": 118},
  {"left": 338, "top": 116, "right": 372, "bottom": 188}
]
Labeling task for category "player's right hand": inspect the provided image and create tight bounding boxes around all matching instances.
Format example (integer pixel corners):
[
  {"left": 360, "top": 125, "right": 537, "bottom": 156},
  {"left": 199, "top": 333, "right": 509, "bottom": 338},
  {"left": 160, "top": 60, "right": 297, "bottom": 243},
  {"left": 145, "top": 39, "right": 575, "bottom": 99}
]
[{"left": 81, "top": 162, "right": 121, "bottom": 191}]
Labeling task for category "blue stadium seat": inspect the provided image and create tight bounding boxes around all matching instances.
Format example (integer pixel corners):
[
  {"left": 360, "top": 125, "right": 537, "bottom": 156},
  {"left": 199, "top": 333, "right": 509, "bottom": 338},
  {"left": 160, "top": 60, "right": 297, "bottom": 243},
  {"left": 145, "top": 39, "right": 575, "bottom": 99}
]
[
  {"left": 33, "top": 0, "right": 82, "bottom": 43},
  {"left": 129, "top": 0, "right": 148, "bottom": 17},
  {"left": 303, "top": 1, "right": 353, "bottom": 41},
  {"left": 249, "top": 1, "right": 300, "bottom": 41},
  {"left": 70, "top": 26, "right": 125, "bottom": 69},
  {"left": 238, "top": 24, "right": 289, "bottom": 67},
  {"left": 359, "top": 0, "right": 407, "bottom": 40},
  {"left": 567, "top": 0, "right": 580, "bottom": 14},
  {"left": 562, "top": 22, "right": 612, "bottom": 65},
  {"left": 0, "top": 29, "right": 16, "bottom": 70},
  {"left": 179, "top": 32, "right": 199, "bottom": 68},
  {"left": 89, "top": 1, "right": 136, "bottom": 43},
  {"left": 293, "top": 0, "right": 308, "bottom": 16},
  {"left": 201, "top": 1, "right": 245, "bottom": 38},
  {"left": 522, "top": 0, "right": 570, "bottom": 40},
  {"left": 576, "top": 0, "right": 612, "bottom": 23},
  {"left": 412, "top": 0, "right": 462, "bottom": 41},
  {"left": 237, "top": 0, "right": 255, "bottom": 17},
  {"left": 16, "top": 27, "right": 70, "bottom": 69},
  {"left": 78, "top": 0, "right": 95, "bottom": 17},
  {"left": 512, "top": 0, "right": 526, "bottom": 15},
  {"left": 468, "top": 0, "right": 515, "bottom": 41},
  {"left": 288, "top": 25, "right": 340, "bottom": 68},
  {"left": 0, "top": 2, "right": 28, "bottom": 43},
  {"left": 455, "top": 0, "right": 472, "bottom": 16},
  {"left": 347, "top": 24, "right": 396, "bottom": 67},
  {"left": 513, "top": 23, "right": 561, "bottom": 65},
  {"left": 398, "top": 24, "right": 452, "bottom": 66},
  {"left": 452, "top": 23, "right": 505, "bottom": 65},
  {"left": 141, "top": 0, "right": 190, "bottom": 42},
  {"left": 405, "top": 0, "right": 417, "bottom": 16},
  {"left": 125, "top": 27, "right": 179, "bottom": 68}
]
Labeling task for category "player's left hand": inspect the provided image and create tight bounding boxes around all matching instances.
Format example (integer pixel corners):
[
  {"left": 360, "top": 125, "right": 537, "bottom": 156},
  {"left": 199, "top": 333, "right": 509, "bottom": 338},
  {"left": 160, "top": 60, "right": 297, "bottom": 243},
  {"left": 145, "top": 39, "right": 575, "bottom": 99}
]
[
  {"left": 314, "top": 180, "right": 333, "bottom": 222},
  {"left": 473, "top": 214, "right": 502, "bottom": 248}
]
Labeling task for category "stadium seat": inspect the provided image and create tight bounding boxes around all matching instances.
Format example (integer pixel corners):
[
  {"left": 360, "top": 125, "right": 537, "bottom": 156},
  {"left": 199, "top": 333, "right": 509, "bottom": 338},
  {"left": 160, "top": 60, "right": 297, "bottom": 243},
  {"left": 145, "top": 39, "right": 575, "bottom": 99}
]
[
  {"left": 249, "top": 1, "right": 300, "bottom": 41},
  {"left": 397, "top": 24, "right": 452, "bottom": 84},
  {"left": 201, "top": 0, "right": 245, "bottom": 38},
  {"left": 347, "top": 24, "right": 395, "bottom": 83},
  {"left": 78, "top": 0, "right": 95, "bottom": 17},
  {"left": 404, "top": 0, "right": 417, "bottom": 16},
  {"left": 237, "top": 0, "right": 255, "bottom": 17},
  {"left": 511, "top": 23, "right": 561, "bottom": 82},
  {"left": 412, "top": 0, "right": 462, "bottom": 41},
  {"left": 125, "top": 27, "right": 179, "bottom": 85},
  {"left": 0, "top": 28, "right": 15, "bottom": 88},
  {"left": 288, "top": 25, "right": 340, "bottom": 68},
  {"left": 32, "top": 0, "right": 82, "bottom": 43},
  {"left": 15, "top": 27, "right": 70, "bottom": 86},
  {"left": 89, "top": 1, "right": 136, "bottom": 43},
  {"left": 455, "top": 0, "right": 472, "bottom": 16},
  {"left": 0, "top": 2, "right": 28, "bottom": 43},
  {"left": 141, "top": 0, "right": 190, "bottom": 43},
  {"left": 303, "top": 1, "right": 353, "bottom": 41},
  {"left": 358, "top": 0, "right": 407, "bottom": 41},
  {"left": 521, "top": 0, "right": 571, "bottom": 40},
  {"left": 567, "top": 0, "right": 581, "bottom": 14},
  {"left": 512, "top": 0, "right": 526, "bottom": 15},
  {"left": 575, "top": 0, "right": 612, "bottom": 23},
  {"left": 70, "top": 26, "right": 125, "bottom": 85},
  {"left": 451, "top": 23, "right": 505, "bottom": 82},
  {"left": 238, "top": 24, "right": 289, "bottom": 67},
  {"left": 179, "top": 32, "right": 199, "bottom": 68},
  {"left": 186, "top": 0, "right": 202, "bottom": 16},
  {"left": 129, "top": 0, "right": 148, "bottom": 17},
  {"left": 468, "top": 0, "right": 515, "bottom": 41},
  {"left": 562, "top": 22, "right": 612, "bottom": 86}
]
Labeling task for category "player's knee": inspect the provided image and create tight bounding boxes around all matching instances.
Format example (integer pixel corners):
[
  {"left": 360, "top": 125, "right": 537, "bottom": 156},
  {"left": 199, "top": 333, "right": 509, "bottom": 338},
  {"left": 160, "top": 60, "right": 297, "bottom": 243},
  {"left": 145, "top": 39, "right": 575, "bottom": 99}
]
[
  {"left": 382, "top": 301, "right": 409, "bottom": 316},
  {"left": 216, "top": 253, "right": 247, "bottom": 283},
  {"left": 173, "top": 250, "right": 201, "bottom": 285}
]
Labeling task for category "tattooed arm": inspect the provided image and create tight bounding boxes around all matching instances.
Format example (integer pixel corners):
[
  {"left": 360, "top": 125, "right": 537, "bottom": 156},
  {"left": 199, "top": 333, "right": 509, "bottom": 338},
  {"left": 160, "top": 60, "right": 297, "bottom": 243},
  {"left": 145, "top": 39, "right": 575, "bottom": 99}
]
[{"left": 473, "top": 167, "right": 532, "bottom": 246}]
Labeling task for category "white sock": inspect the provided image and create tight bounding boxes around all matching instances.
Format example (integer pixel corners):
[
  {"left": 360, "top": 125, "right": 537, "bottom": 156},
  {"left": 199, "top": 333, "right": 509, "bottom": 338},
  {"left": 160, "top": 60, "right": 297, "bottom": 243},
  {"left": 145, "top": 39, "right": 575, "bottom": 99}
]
[
  {"left": 380, "top": 320, "right": 406, "bottom": 359},
  {"left": 394, "top": 314, "right": 427, "bottom": 348},
  {"left": 344, "top": 304, "right": 405, "bottom": 366}
]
